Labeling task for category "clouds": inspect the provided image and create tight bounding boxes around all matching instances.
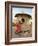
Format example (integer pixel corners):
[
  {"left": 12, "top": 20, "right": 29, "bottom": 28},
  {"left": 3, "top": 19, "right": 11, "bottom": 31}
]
[{"left": 12, "top": 7, "right": 32, "bottom": 20}]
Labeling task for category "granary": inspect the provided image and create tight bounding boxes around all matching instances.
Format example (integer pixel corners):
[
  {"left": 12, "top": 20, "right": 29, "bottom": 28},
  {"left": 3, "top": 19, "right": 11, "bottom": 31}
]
[{"left": 15, "top": 13, "right": 32, "bottom": 24}]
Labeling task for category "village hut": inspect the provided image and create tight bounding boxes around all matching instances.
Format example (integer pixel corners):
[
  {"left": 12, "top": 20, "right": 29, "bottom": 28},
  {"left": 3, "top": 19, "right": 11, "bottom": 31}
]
[{"left": 15, "top": 13, "right": 32, "bottom": 33}]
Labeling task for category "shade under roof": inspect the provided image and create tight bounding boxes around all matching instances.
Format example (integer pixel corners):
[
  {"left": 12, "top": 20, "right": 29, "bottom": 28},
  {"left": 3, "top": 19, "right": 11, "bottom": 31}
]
[{"left": 15, "top": 13, "right": 31, "bottom": 18}]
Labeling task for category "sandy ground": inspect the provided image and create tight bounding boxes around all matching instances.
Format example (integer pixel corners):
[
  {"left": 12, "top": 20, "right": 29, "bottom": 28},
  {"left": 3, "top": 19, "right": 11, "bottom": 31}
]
[{"left": 11, "top": 27, "right": 32, "bottom": 38}]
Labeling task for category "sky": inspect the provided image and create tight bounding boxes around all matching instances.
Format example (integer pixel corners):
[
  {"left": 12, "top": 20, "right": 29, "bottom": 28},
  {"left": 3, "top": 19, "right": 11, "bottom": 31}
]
[{"left": 12, "top": 7, "right": 32, "bottom": 20}]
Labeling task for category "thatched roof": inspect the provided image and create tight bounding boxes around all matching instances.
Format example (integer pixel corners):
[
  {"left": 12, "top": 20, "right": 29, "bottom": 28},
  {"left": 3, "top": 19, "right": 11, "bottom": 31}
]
[{"left": 15, "top": 13, "right": 31, "bottom": 18}]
